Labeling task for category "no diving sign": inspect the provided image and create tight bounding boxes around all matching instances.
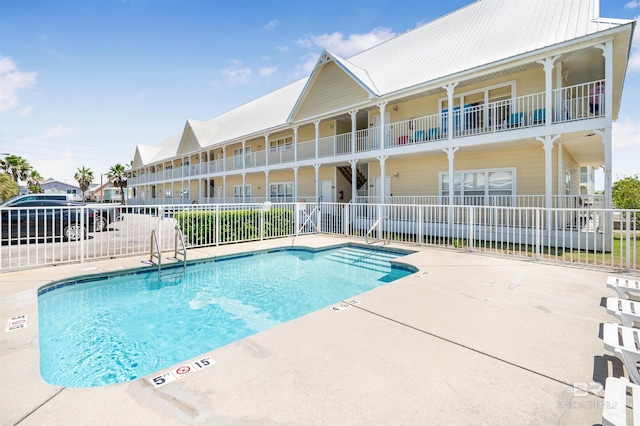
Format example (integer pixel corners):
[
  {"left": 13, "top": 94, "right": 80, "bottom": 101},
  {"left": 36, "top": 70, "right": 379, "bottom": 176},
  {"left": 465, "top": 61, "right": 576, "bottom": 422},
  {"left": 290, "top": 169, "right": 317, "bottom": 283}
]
[
  {"left": 150, "top": 356, "right": 215, "bottom": 388},
  {"left": 5, "top": 315, "right": 27, "bottom": 332}
]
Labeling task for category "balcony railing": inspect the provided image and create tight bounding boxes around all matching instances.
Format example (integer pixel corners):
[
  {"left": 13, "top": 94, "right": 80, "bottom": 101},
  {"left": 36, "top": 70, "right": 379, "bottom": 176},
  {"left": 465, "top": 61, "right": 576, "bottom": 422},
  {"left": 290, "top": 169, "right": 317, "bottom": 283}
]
[{"left": 130, "top": 79, "right": 605, "bottom": 185}]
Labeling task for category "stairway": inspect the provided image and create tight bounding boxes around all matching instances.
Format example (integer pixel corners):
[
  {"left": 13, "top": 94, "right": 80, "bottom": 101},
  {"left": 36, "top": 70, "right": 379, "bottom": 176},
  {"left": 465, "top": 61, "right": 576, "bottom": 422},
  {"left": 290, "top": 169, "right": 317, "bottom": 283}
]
[{"left": 337, "top": 166, "right": 367, "bottom": 190}]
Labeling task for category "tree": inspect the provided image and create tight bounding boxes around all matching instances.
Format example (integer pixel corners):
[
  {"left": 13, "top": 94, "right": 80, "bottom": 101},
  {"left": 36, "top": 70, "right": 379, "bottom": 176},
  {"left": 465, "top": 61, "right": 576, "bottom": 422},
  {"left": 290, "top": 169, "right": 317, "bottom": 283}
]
[
  {"left": 0, "top": 173, "right": 19, "bottom": 202},
  {"left": 74, "top": 166, "right": 94, "bottom": 201},
  {"left": 27, "top": 169, "right": 44, "bottom": 193},
  {"left": 612, "top": 175, "right": 640, "bottom": 227},
  {"left": 107, "top": 163, "right": 128, "bottom": 204},
  {"left": 0, "top": 154, "right": 31, "bottom": 183},
  {"left": 612, "top": 175, "right": 640, "bottom": 210}
]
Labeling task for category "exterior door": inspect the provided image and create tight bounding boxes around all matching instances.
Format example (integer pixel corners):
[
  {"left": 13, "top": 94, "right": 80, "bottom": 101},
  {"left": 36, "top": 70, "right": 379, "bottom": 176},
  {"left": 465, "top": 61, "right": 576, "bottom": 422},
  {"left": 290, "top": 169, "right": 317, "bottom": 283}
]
[
  {"left": 373, "top": 177, "right": 391, "bottom": 202},
  {"left": 321, "top": 180, "right": 333, "bottom": 202}
]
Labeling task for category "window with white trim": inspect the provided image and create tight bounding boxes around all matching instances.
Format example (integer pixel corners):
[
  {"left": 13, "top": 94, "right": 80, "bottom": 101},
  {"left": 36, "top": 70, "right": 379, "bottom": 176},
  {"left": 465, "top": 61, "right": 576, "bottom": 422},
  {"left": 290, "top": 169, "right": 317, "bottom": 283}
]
[
  {"left": 233, "top": 147, "right": 252, "bottom": 169},
  {"left": 440, "top": 168, "right": 515, "bottom": 205},
  {"left": 270, "top": 182, "right": 293, "bottom": 202},
  {"left": 270, "top": 136, "right": 293, "bottom": 152},
  {"left": 233, "top": 185, "right": 252, "bottom": 201}
]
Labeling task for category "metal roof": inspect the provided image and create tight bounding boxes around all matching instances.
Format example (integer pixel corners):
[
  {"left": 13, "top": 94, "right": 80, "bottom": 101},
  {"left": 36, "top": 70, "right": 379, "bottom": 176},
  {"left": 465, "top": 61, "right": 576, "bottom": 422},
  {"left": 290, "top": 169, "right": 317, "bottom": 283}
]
[{"left": 134, "top": 0, "right": 634, "bottom": 167}]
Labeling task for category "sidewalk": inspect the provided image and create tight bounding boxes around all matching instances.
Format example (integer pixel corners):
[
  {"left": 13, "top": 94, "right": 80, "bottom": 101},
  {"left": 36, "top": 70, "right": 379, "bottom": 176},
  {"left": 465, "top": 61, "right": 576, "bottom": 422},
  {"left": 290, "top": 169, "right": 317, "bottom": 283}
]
[{"left": 1, "top": 235, "right": 634, "bottom": 425}]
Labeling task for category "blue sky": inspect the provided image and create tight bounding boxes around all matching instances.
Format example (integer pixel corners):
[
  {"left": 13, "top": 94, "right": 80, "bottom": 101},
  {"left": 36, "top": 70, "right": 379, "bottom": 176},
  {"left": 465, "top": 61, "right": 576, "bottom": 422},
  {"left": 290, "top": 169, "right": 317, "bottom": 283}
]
[{"left": 0, "top": 0, "right": 638, "bottom": 186}]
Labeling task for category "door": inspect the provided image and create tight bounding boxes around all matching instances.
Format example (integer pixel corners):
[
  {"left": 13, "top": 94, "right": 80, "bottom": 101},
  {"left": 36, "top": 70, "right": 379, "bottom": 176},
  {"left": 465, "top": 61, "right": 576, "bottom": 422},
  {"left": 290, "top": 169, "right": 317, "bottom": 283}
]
[
  {"left": 320, "top": 180, "right": 333, "bottom": 202},
  {"left": 373, "top": 177, "right": 391, "bottom": 203}
]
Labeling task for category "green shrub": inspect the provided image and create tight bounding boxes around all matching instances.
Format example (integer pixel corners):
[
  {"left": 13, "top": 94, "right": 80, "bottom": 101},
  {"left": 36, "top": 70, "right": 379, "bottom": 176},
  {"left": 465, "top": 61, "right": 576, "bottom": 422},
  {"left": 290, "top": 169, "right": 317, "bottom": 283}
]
[{"left": 174, "top": 208, "right": 295, "bottom": 245}]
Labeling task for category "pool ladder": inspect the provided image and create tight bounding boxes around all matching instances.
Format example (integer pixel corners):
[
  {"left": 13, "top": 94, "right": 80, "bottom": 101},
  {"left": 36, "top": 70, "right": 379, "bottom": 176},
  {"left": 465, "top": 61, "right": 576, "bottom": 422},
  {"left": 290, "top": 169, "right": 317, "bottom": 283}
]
[
  {"left": 365, "top": 216, "right": 389, "bottom": 245},
  {"left": 150, "top": 225, "right": 187, "bottom": 278}
]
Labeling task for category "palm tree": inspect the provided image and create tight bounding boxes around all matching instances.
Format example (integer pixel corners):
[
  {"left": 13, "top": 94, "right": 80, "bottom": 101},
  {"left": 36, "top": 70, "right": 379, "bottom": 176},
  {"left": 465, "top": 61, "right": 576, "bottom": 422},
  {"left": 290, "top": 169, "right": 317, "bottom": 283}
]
[
  {"left": 0, "top": 155, "right": 31, "bottom": 183},
  {"left": 74, "top": 166, "right": 94, "bottom": 201},
  {"left": 0, "top": 173, "right": 19, "bottom": 201},
  {"left": 26, "top": 169, "right": 44, "bottom": 193},
  {"left": 107, "top": 163, "right": 128, "bottom": 204}
]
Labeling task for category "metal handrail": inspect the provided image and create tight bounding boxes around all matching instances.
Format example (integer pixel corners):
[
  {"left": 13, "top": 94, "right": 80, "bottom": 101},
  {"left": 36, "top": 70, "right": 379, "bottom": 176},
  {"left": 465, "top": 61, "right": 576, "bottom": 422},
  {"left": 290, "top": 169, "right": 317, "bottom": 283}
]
[
  {"left": 150, "top": 229, "right": 161, "bottom": 273},
  {"left": 365, "top": 216, "right": 389, "bottom": 245},
  {"left": 172, "top": 225, "right": 187, "bottom": 269}
]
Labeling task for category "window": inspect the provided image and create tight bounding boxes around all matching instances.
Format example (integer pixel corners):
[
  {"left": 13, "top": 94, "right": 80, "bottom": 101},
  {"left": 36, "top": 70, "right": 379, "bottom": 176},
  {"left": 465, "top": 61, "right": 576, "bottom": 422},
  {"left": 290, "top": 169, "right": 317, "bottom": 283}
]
[
  {"left": 440, "top": 168, "right": 515, "bottom": 205},
  {"left": 66, "top": 189, "right": 77, "bottom": 195},
  {"left": 270, "top": 136, "right": 293, "bottom": 152},
  {"left": 233, "top": 185, "right": 252, "bottom": 201},
  {"left": 270, "top": 182, "right": 294, "bottom": 202},
  {"left": 233, "top": 147, "right": 252, "bottom": 168}
]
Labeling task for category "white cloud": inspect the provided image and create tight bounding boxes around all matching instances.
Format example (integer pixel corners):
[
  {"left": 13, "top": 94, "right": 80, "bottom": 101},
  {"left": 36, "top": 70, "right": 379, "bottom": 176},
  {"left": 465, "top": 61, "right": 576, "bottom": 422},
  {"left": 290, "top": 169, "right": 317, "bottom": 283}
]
[
  {"left": 0, "top": 56, "right": 37, "bottom": 112},
  {"left": 221, "top": 65, "right": 251, "bottom": 85},
  {"left": 264, "top": 19, "right": 279, "bottom": 30},
  {"left": 625, "top": 1, "right": 640, "bottom": 9},
  {"left": 294, "top": 52, "right": 320, "bottom": 78},
  {"left": 298, "top": 27, "right": 396, "bottom": 58},
  {"left": 18, "top": 106, "right": 34, "bottom": 117},
  {"left": 259, "top": 67, "right": 277, "bottom": 77},
  {"left": 628, "top": 16, "right": 640, "bottom": 72},
  {"left": 276, "top": 45, "right": 290, "bottom": 52},
  {"left": 612, "top": 116, "right": 640, "bottom": 179},
  {"left": 40, "top": 125, "right": 77, "bottom": 140},
  {"left": 613, "top": 115, "right": 640, "bottom": 149}
]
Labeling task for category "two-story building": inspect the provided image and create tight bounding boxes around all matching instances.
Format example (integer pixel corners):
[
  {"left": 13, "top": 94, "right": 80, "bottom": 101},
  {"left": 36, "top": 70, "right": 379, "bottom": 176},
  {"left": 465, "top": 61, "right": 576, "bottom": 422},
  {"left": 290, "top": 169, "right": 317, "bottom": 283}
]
[{"left": 128, "top": 0, "right": 634, "bottom": 215}]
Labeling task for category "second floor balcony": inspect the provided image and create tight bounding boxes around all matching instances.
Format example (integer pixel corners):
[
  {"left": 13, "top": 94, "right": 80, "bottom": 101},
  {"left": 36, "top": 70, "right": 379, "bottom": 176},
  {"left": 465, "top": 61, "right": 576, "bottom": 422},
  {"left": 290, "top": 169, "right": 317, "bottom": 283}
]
[{"left": 128, "top": 79, "right": 605, "bottom": 186}]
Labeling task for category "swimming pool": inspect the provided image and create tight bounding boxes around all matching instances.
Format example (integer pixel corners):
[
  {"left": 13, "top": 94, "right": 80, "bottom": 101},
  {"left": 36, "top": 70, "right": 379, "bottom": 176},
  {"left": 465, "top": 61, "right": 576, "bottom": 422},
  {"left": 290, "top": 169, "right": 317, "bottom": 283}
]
[{"left": 38, "top": 244, "right": 415, "bottom": 387}]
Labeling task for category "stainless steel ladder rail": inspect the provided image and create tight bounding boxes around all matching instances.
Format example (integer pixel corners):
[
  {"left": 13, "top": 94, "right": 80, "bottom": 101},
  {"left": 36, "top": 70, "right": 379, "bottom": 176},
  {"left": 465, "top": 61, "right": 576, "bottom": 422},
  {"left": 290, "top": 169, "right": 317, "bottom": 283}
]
[
  {"left": 171, "top": 225, "right": 187, "bottom": 270},
  {"left": 150, "top": 225, "right": 187, "bottom": 277},
  {"left": 150, "top": 229, "right": 161, "bottom": 274},
  {"left": 365, "top": 216, "right": 389, "bottom": 245}
]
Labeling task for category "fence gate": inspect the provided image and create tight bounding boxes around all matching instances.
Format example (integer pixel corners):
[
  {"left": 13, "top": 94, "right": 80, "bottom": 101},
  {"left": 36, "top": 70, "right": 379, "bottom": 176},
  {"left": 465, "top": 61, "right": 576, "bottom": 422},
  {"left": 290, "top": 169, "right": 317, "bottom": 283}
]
[{"left": 297, "top": 203, "right": 318, "bottom": 234}]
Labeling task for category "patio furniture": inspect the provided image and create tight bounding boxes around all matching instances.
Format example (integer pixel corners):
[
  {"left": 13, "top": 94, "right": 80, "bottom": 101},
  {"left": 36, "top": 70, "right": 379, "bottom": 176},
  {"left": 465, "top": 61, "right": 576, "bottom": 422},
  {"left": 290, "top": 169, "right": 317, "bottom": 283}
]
[
  {"left": 602, "top": 376, "right": 640, "bottom": 426},
  {"left": 607, "top": 277, "right": 640, "bottom": 300},
  {"left": 507, "top": 112, "right": 524, "bottom": 127},
  {"left": 532, "top": 108, "right": 545, "bottom": 124},
  {"left": 606, "top": 297, "right": 640, "bottom": 327},
  {"left": 602, "top": 322, "right": 640, "bottom": 385},
  {"left": 413, "top": 130, "right": 425, "bottom": 141},
  {"left": 427, "top": 128, "right": 439, "bottom": 140}
]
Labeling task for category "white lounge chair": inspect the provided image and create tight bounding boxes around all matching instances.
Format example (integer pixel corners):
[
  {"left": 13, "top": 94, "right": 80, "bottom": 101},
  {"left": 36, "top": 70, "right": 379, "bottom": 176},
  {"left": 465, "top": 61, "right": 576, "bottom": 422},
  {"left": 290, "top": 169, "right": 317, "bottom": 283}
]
[
  {"left": 606, "top": 297, "right": 640, "bottom": 327},
  {"left": 602, "top": 323, "right": 640, "bottom": 385},
  {"left": 607, "top": 277, "right": 640, "bottom": 300},
  {"left": 602, "top": 376, "right": 640, "bottom": 426}
]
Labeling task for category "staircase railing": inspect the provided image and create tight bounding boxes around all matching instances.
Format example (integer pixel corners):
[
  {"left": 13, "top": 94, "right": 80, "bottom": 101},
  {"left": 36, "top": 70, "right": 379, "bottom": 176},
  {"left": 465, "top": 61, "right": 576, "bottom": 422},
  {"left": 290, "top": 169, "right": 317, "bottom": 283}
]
[
  {"left": 150, "top": 229, "right": 161, "bottom": 274},
  {"left": 365, "top": 216, "right": 389, "bottom": 245}
]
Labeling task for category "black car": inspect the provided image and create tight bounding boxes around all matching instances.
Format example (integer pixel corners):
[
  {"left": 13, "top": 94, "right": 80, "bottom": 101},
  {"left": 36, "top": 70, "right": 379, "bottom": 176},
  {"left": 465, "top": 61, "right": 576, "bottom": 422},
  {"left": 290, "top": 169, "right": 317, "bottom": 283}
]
[{"left": 0, "top": 200, "right": 95, "bottom": 243}]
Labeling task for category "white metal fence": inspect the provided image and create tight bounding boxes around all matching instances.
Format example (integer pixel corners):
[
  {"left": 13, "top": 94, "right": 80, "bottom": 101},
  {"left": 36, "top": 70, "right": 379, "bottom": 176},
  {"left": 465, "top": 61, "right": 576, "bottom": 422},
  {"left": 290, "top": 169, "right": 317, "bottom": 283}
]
[{"left": 1, "top": 202, "right": 637, "bottom": 272}]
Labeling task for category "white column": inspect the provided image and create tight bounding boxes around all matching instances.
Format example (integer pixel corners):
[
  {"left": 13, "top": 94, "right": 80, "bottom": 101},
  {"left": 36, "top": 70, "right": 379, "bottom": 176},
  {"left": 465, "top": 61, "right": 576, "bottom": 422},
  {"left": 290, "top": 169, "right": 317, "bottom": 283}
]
[
  {"left": 292, "top": 125, "right": 299, "bottom": 162},
  {"left": 376, "top": 155, "right": 388, "bottom": 203},
  {"left": 596, "top": 41, "right": 613, "bottom": 120},
  {"left": 314, "top": 120, "right": 321, "bottom": 159},
  {"left": 313, "top": 164, "right": 321, "bottom": 202},
  {"left": 241, "top": 173, "right": 246, "bottom": 203},
  {"left": 442, "top": 147, "right": 459, "bottom": 206},
  {"left": 222, "top": 146, "right": 227, "bottom": 172},
  {"left": 536, "top": 134, "right": 560, "bottom": 209},
  {"left": 349, "top": 159, "right": 358, "bottom": 202},
  {"left": 264, "top": 170, "right": 270, "bottom": 202},
  {"left": 349, "top": 110, "right": 358, "bottom": 154},
  {"left": 292, "top": 166, "right": 299, "bottom": 201},
  {"left": 536, "top": 56, "right": 560, "bottom": 126},
  {"left": 377, "top": 102, "right": 388, "bottom": 150},
  {"left": 241, "top": 140, "right": 246, "bottom": 169},
  {"left": 557, "top": 142, "right": 564, "bottom": 208},
  {"left": 443, "top": 82, "right": 458, "bottom": 139},
  {"left": 222, "top": 175, "right": 226, "bottom": 204},
  {"left": 264, "top": 134, "right": 269, "bottom": 166},
  {"left": 594, "top": 128, "right": 612, "bottom": 209}
]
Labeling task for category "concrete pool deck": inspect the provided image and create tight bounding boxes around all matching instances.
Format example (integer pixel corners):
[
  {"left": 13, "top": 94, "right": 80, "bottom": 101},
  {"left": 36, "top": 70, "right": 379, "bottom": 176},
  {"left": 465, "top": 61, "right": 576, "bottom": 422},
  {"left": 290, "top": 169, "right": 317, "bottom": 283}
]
[{"left": 1, "top": 234, "right": 637, "bottom": 425}]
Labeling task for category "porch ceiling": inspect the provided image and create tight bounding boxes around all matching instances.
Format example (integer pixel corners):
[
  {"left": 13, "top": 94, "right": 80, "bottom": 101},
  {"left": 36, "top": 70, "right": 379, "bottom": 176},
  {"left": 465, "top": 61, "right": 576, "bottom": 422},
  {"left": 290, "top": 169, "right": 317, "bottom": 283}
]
[{"left": 557, "top": 130, "right": 605, "bottom": 167}]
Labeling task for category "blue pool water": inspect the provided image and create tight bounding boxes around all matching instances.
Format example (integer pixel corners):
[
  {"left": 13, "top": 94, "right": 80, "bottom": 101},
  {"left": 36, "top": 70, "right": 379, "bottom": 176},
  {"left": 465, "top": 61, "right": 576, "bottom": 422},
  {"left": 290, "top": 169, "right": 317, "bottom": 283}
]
[{"left": 38, "top": 244, "right": 415, "bottom": 387}]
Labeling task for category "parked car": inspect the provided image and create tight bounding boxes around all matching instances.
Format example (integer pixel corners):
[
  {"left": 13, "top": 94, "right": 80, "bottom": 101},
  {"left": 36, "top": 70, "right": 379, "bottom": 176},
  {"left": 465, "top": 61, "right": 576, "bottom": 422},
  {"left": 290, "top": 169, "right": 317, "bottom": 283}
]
[
  {"left": 0, "top": 200, "right": 94, "bottom": 243},
  {"left": 2, "top": 195, "right": 120, "bottom": 232},
  {"left": 85, "top": 203, "right": 122, "bottom": 231}
]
